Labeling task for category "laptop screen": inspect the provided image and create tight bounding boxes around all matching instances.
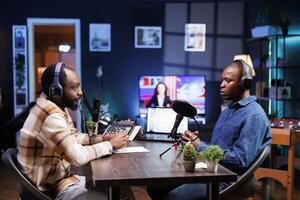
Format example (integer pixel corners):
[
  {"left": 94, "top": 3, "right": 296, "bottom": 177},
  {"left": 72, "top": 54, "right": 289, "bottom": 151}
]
[{"left": 146, "top": 108, "right": 188, "bottom": 134}]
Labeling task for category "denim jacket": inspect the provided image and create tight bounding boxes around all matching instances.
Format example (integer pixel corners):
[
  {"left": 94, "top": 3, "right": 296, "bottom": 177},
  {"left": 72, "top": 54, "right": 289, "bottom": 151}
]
[{"left": 197, "top": 96, "right": 272, "bottom": 174}]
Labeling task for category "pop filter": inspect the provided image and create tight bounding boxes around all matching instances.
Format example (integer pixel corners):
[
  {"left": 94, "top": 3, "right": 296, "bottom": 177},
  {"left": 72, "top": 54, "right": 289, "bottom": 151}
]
[{"left": 172, "top": 100, "right": 197, "bottom": 118}]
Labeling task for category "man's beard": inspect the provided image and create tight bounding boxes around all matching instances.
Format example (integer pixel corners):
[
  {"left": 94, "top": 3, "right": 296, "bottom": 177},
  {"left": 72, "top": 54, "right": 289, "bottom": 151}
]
[{"left": 62, "top": 95, "right": 79, "bottom": 111}]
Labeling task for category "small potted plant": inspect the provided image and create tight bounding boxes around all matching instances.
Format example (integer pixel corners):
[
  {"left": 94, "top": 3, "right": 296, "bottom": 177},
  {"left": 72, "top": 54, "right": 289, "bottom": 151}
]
[
  {"left": 199, "top": 145, "right": 224, "bottom": 172},
  {"left": 182, "top": 143, "right": 198, "bottom": 172}
]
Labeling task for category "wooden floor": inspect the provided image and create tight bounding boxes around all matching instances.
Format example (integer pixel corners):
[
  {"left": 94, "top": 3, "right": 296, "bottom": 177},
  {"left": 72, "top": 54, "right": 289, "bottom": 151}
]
[{"left": 1, "top": 160, "right": 300, "bottom": 200}]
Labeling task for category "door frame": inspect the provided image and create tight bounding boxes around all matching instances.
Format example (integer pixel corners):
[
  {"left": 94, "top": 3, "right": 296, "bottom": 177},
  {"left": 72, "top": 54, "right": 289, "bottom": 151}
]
[{"left": 27, "top": 18, "right": 81, "bottom": 128}]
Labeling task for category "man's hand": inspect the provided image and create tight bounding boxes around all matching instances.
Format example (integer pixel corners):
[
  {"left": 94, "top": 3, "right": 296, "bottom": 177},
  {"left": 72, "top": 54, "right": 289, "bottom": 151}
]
[
  {"left": 109, "top": 133, "right": 129, "bottom": 149},
  {"left": 182, "top": 130, "right": 201, "bottom": 148},
  {"left": 102, "top": 134, "right": 113, "bottom": 141}
]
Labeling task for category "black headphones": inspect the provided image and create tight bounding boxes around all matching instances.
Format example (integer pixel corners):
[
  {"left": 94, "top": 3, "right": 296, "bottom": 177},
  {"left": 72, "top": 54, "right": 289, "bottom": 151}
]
[
  {"left": 234, "top": 59, "right": 253, "bottom": 90},
  {"left": 49, "top": 62, "right": 64, "bottom": 100}
]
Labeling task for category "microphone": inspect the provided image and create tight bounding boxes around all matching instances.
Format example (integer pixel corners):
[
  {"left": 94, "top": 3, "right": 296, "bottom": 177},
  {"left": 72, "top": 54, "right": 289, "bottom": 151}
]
[
  {"left": 92, "top": 98, "right": 101, "bottom": 123},
  {"left": 172, "top": 100, "right": 201, "bottom": 142},
  {"left": 170, "top": 114, "right": 183, "bottom": 140},
  {"left": 92, "top": 98, "right": 101, "bottom": 134},
  {"left": 172, "top": 100, "right": 197, "bottom": 118}
]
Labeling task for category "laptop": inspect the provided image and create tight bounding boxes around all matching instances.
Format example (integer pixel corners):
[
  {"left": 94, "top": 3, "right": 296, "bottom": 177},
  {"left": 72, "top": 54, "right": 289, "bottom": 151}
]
[{"left": 140, "top": 107, "right": 188, "bottom": 142}]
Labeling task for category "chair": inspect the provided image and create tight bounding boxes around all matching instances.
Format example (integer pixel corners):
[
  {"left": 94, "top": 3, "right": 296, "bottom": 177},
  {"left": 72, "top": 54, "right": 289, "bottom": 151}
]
[
  {"left": 219, "top": 145, "right": 271, "bottom": 200},
  {"left": 1, "top": 148, "right": 52, "bottom": 200},
  {"left": 0, "top": 102, "right": 35, "bottom": 150},
  {"left": 2, "top": 148, "right": 108, "bottom": 200}
]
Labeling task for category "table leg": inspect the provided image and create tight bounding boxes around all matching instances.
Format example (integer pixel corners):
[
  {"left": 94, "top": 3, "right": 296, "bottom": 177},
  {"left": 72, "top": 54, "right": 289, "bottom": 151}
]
[
  {"left": 108, "top": 186, "right": 120, "bottom": 200},
  {"left": 287, "top": 143, "right": 295, "bottom": 200},
  {"left": 208, "top": 183, "right": 219, "bottom": 200}
]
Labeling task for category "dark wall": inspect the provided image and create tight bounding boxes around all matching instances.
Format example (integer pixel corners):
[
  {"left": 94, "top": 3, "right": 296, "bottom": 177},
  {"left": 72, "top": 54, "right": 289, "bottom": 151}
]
[
  {"left": 0, "top": 1, "right": 164, "bottom": 123},
  {"left": 1, "top": 0, "right": 246, "bottom": 125}
]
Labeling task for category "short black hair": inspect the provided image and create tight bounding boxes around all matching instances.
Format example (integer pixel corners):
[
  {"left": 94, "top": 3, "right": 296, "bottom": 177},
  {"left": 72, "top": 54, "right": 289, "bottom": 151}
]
[{"left": 41, "top": 63, "right": 74, "bottom": 96}]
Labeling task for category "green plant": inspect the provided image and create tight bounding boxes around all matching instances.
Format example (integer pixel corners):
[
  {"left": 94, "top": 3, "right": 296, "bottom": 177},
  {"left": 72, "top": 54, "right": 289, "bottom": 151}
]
[
  {"left": 199, "top": 145, "right": 224, "bottom": 164},
  {"left": 183, "top": 143, "right": 198, "bottom": 162},
  {"left": 87, "top": 117, "right": 93, "bottom": 130}
]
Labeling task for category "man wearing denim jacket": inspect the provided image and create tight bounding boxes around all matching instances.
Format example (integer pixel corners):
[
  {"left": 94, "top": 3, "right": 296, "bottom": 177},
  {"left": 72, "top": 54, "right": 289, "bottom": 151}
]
[{"left": 147, "top": 60, "right": 272, "bottom": 200}]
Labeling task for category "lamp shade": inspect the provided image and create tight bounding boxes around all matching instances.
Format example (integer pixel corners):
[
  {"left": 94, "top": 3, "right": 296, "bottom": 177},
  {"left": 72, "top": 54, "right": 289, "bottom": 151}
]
[{"left": 233, "top": 54, "right": 256, "bottom": 76}]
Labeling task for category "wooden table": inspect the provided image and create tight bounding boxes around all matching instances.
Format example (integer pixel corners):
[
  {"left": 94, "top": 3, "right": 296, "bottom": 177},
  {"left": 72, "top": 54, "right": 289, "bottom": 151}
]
[
  {"left": 90, "top": 141, "right": 237, "bottom": 200},
  {"left": 255, "top": 128, "right": 300, "bottom": 200}
]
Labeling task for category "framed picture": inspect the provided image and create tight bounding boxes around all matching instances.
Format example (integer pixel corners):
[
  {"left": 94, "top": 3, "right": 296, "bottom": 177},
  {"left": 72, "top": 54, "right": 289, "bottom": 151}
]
[
  {"left": 89, "top": 23, "right": 111, "bottom": 52},
  {"left": 14, "top": 27, "right": 26, "bottom": 49},
  {"left": 184, "top": 24, "right": 206, "bottom": 52},
  {"left": 12, "top": 25, "right": 28, "bottom": 115},
  {"left": 135, "top": 26, "right": 162, "bottom": 48}
]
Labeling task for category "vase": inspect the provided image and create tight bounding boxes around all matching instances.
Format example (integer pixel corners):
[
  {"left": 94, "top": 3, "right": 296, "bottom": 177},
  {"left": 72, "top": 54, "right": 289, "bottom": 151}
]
[
  {"left": 206, "top": 161, "right": 218, "bottom": 172},
  {"left": 183, "top": 160, "right": 196, "bottom": 172}
]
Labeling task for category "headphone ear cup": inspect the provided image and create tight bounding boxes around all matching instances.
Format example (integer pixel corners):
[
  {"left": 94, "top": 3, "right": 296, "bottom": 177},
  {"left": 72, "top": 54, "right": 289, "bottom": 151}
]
[
  {"left": 243, "top": 78, "right": 252, "bottom": 90},
  {"left": 49, "top": 62, "right": 64, "bottom": 100},
  {"left": 49, "top": 85, "right": 63, "bottom": 99},
  {"left": 239, "top": 77, "right": 252, "bottom": 90}
]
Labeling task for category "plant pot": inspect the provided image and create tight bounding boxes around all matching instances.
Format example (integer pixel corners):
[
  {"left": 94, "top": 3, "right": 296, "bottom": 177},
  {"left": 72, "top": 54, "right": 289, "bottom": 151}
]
[
  {"left": 183, "top": 160, "right": 196, "bottom": 172},
  {"left": 206, "top": 161, "right": 218, "bottom": 172}
]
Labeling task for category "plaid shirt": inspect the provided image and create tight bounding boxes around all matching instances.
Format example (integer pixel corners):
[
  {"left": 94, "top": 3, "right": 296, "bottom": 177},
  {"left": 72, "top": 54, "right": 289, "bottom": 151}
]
[{"left": 17, "top": 94, "right": 112, "bottom": 196}]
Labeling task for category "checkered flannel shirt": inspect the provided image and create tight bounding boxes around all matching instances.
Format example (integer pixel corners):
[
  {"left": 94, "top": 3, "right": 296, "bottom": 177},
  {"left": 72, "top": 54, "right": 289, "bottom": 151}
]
[{"left": 17, "top": 94, "right": 112, "bottom": 196}]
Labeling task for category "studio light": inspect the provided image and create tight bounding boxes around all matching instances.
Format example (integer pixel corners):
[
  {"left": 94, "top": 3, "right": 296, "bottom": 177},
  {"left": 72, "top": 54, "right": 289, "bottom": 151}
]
[{"left": 59, "top": 43, "right": 71, "bottom": 53}]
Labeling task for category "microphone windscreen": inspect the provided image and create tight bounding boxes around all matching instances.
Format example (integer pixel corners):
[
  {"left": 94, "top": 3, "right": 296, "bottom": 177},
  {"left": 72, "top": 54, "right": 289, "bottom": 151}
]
[
  {"left": 172, "top": 100, "right": 197, "bottom": 117},
  {"left": 92, "top": 98, "right": 101, "bottom": 122}
]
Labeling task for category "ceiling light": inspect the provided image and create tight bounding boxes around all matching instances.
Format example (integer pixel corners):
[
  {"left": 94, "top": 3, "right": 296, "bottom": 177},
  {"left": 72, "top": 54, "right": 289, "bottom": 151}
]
[{"left": 59, "top": 44, "right": 71, "bottom": 52}]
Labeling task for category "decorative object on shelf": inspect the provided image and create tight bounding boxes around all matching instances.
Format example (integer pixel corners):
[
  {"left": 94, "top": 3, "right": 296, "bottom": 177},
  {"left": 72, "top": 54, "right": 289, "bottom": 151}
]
[
  {"left": 182, "top": 143, "right": 198, "bottom": 172},
  {"left": 251, "top": 8, "right": 294, "bottom": 38},
  {"left": 251, "top": 25, "right": 278, "bottom": 38},
  {"left": 251, "top": 8, "right": 277, "bottom": 38},
  {"left": 269, "top": 118, "right": 300, "bottom": 129},
  {"left": 89, "top": 23, "right": 111, "bottom": 52},
  {"left": 199, "top": 145, "right": 224, "bottom": 172},
  {"left": 268, "top": 86, "right": 291, "bottom": 99}
]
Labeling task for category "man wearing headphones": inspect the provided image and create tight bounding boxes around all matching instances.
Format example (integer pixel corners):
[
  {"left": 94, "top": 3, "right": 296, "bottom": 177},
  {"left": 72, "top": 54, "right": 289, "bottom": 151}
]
[
  {"left": 147, "top": 60, "right": 272, "bottom": 200},
  {"left": 17, "top": 62, "right": 129, "bottom": 199}
]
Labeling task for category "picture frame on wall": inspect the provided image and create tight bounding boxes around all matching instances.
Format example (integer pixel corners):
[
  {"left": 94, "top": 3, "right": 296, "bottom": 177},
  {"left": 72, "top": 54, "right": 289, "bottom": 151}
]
[
  {"left": 12, "top": 25, "right": 28, "bottom": 115},
  {"left": 89, "top": 23, "right": 111, "bottom": 52},
  {"left": 14, "top": 27, "right": 26, "bottom": 49},
  {"left": 135, "top": 26, "right": 162, "bottom": 48},
  {"left": 184, "top": 23, "right": 206, "bottom": 52}
]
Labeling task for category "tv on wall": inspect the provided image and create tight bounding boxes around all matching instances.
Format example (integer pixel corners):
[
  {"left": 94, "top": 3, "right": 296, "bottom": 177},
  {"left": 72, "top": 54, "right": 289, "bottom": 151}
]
[{"left": 139, "top": 75, "right": 206, "bottom": 115}]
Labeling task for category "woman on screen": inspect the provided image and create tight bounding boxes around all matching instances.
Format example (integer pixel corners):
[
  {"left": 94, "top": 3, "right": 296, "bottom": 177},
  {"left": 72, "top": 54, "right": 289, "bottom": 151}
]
[{"left": 146, "top": 82, "right": 172, "bottom": 108}]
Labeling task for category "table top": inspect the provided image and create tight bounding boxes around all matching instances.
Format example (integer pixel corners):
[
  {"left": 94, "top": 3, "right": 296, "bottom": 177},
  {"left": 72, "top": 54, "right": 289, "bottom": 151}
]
[{"left": 90, "top": 141, "right": 237, "bottom": 188}]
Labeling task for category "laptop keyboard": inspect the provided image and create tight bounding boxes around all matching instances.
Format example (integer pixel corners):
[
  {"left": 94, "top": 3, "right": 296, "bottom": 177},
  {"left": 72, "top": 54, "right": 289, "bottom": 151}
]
[{"left": 138, "top": 133, "right": 180, "bottom": 142}]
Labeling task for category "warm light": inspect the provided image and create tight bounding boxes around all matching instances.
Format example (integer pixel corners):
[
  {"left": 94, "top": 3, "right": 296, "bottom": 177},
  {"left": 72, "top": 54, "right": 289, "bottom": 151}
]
[
  {"left": 59, "top": 44, "right": 71, "bottom": 52},
  {"left": 233, "top": 54, "right": 256, "bottom": 76}
]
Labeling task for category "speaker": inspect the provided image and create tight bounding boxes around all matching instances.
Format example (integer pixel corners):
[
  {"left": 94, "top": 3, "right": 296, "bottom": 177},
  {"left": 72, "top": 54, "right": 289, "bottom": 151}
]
[
  {"left": 235, "top": 59, "right": 252, "bottom": 90},
  {"left": 49, "top": 62, "right": 64, "bottom": 100}
]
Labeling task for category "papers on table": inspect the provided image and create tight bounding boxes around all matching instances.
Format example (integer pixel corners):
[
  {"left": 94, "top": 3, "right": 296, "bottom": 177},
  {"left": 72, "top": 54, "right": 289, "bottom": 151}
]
[
  {"left": 113, "top": 146, "right": 150, "bottom": 154},
  {"left": 195, "top": 162, "right": 207, "bottom": 169}
]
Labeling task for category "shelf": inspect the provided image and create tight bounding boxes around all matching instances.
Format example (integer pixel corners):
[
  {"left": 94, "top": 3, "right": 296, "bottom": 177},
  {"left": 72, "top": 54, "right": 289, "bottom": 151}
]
[
  {"left": 246, "top": 34, "right": 300, "bottom": 42},
  {"left": 258, "top": 97, "right": 300, "bottom": 101},
  {"left": 264, "top": 65, "right": 300, "bottom": 69},
  {"left": 254, "top": 66, "right": 300, "bottom": 71}
]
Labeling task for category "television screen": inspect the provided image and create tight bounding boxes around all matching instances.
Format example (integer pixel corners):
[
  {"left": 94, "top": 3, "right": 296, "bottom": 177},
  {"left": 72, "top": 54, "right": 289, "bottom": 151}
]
[{"left": 139, "top": 75, "right": 206, "bottom": 115}]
